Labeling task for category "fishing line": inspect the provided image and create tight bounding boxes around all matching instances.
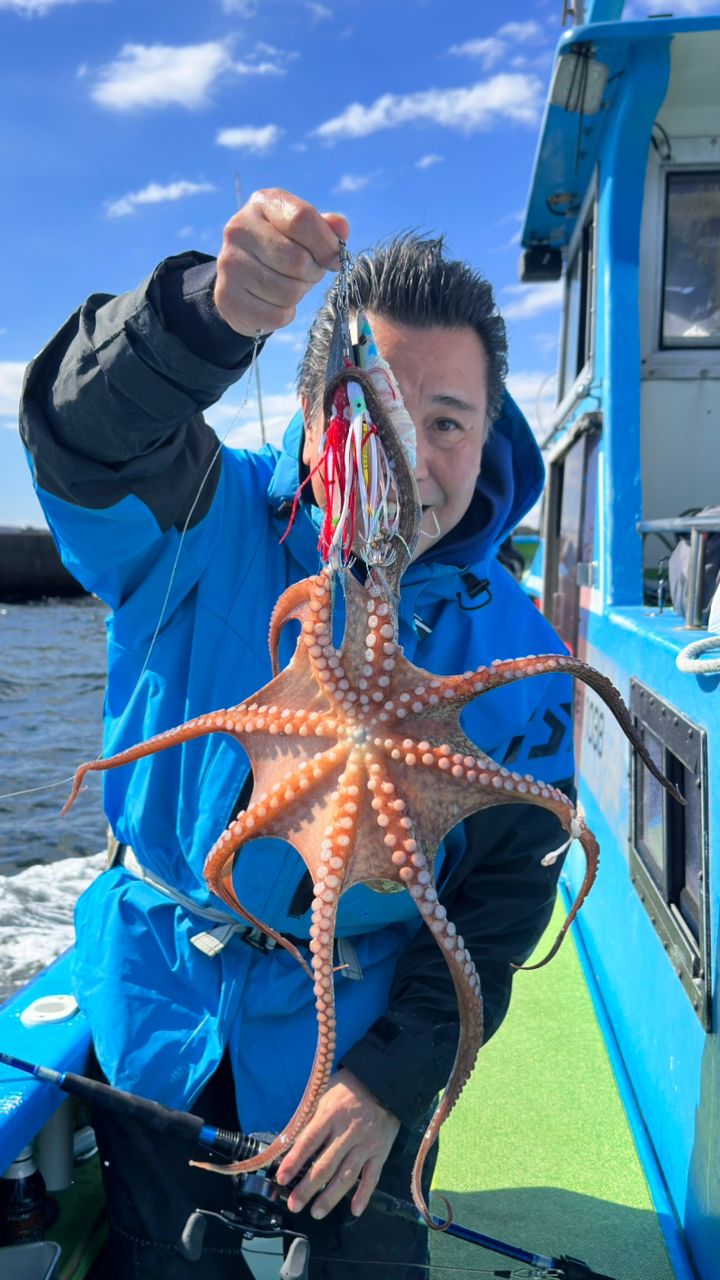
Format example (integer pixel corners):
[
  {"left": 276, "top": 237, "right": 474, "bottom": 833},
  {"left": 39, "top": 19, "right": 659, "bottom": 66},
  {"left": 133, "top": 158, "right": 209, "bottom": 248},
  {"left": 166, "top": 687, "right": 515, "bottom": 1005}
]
[
  {"left": 0, "top": 775, "right": 77, "bottom": 801},
  {"left": 419, "top": 510, "right": 442, "bottom": 541},
  {"left": 134, "top": 330, "right": 264, "bottom": 691},
  {"left": 277, "top": 1253, "right": 526, "bottom": 1276}
]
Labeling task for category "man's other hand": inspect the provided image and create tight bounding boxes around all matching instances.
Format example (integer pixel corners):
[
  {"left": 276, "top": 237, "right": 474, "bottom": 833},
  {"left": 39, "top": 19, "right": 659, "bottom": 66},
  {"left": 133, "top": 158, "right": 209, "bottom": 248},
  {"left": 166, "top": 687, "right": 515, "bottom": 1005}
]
[
  {"left": 275, "top": 1067, "right": 401, "bottom": 1220},
  {"left": 214, "top": 189, "right": 350, "bottom": 338}
]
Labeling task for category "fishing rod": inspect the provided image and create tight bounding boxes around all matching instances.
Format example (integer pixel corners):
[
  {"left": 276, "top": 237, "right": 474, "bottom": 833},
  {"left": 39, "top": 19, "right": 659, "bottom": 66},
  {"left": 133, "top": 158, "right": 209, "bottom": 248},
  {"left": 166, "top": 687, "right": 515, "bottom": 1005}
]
[{"left": 1, "top": 1051, "right": 616, "bottom": 1280}]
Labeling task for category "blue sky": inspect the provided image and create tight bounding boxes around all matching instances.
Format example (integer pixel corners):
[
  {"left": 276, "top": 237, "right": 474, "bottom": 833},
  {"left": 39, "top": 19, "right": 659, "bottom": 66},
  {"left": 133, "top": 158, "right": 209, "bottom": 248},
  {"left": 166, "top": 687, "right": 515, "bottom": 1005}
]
[{"left": 0, "top": 0, "right": 714, "bottom": 527}]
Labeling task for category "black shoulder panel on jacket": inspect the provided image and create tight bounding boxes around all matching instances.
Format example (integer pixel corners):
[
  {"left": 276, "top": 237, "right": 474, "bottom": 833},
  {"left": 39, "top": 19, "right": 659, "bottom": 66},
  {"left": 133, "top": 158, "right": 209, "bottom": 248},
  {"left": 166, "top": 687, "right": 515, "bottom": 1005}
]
[{"left": 20, "top": 254, "right": 257, "bottom": 533}]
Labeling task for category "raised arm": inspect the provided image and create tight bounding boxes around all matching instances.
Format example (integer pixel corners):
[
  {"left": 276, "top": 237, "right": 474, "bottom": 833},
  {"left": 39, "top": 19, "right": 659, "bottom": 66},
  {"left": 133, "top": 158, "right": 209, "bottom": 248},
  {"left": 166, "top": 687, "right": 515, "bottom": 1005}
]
[{"left": 19, "top": 191, "right": 349, "bottom": 610}]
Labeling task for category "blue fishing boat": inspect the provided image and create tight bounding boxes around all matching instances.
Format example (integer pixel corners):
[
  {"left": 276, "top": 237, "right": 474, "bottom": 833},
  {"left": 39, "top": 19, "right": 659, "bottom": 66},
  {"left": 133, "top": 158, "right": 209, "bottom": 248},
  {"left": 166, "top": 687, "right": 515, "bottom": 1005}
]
[
  {"left": 519, "top": 2, "right": 720, "bottom": 1277},
  {"left": 2, "top": 3, "right": 719, "bottom": 1277}
]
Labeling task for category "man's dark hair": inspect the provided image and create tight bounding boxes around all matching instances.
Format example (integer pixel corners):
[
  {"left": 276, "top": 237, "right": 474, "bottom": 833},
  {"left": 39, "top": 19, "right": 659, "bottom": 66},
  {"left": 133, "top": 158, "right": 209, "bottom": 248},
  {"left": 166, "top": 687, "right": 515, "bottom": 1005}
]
[{"left": 297, "top": 232, "right": 508, "bottom": 426}]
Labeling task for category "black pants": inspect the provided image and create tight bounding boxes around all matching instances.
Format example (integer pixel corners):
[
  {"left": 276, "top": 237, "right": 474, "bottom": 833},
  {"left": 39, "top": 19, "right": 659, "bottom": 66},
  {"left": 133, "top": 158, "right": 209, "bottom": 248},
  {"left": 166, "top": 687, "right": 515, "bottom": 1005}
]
[{"left": 87, "top": 1052, "right": 435, "bottom": 1280}]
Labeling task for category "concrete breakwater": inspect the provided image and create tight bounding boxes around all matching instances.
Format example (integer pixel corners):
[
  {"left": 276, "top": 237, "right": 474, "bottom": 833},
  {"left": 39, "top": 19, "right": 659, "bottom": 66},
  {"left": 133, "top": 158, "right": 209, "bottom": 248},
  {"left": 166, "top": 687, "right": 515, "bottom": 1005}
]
[{"left": 0, "top": 527, "right": 86, "bottom": 601}]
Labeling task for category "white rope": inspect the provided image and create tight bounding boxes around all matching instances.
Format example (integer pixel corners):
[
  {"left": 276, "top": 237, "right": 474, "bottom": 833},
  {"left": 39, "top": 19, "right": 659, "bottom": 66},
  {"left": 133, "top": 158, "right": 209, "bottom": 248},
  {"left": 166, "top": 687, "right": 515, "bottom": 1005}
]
[
  {"left": 675, "top": 633, "right": 720, "bottom": 674},
  {"left": 676, "top": 583, "right": 720, "bottom": 673}
]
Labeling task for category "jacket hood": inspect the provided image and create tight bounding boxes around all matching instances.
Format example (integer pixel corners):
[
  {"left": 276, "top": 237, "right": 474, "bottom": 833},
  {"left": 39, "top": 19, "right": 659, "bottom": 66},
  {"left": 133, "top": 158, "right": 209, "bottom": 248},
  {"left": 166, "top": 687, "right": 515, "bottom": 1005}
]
[{"left": 266, "top": 388, "right": 544, "bottom": 575}]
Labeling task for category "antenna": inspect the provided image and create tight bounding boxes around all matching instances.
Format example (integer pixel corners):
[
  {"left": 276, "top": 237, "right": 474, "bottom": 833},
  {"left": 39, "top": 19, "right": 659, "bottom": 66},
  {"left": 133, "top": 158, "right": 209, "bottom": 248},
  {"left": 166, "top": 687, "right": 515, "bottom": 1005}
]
[{"left": 562, "top": 0, "right": 586, "bottom": 24}]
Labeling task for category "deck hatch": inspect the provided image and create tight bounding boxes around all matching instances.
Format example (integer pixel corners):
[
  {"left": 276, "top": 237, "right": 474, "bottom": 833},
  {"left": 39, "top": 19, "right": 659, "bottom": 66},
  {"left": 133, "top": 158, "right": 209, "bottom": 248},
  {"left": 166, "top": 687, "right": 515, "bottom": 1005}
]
[{"left": 630, "top": 680, "right": 711, "bottom": 1029}]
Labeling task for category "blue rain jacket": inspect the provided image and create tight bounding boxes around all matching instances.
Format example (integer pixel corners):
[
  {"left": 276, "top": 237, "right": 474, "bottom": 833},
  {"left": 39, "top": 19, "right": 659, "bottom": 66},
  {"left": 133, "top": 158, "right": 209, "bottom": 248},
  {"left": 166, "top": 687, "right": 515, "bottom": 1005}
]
[{"left": 20, "top": 254, "right": 574, "bottom": 1134}]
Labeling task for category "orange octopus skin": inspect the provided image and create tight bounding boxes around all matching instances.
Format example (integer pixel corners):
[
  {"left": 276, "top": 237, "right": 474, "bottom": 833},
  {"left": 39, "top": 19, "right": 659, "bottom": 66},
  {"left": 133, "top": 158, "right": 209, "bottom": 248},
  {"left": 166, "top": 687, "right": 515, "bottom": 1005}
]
[{"left": 63, "top": 565, "right": 681, "bottom": 1228}]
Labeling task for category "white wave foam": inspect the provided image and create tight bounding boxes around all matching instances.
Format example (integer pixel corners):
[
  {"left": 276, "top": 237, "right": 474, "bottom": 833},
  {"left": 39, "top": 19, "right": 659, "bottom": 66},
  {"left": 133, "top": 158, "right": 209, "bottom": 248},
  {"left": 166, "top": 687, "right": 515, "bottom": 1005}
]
[{"left": 0, "top": 852, "right": 105, "bottom": 995}]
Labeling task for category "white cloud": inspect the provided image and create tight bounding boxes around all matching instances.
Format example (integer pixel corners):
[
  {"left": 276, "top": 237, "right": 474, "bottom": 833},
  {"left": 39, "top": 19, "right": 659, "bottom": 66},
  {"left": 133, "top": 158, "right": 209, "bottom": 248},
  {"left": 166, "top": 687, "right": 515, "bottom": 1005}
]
[
  {"left": 415, "top": 153, "right": 443, "bottom": 169},
  {"left": 206, "top": 390, "right": 299, "bottom": 451},
  {"left": 307, "top": 2, "right": 332, "bottom": 18},
  {"left": 506, "top": 369, "right": 558, "bottom": 442},
  {"left": 0, "top": 361, "right": 26, "bottom": 427},
  {"left": 449, "top": 21, "right": 544, "bottom": 70},
  {"left": 105, "top": 180, "right": 217, "bottom": 219},
  {"left": 502, "top": 281, "right": 563, "bottom": 320},
  {"left": 498, "top": 20, "right": 544, "bottom": 42},
  {"left": 216, "top": 124, "right": 283, "bottom": 152},
  {"left": 0, "top": 0, "right": 102, "bottom": 12},
  {"left": 313, "top": 74, "right": 543, "bottom": 141},
  {"left": 90, "top": 41, "right": 284, "bottom": 113},
  {"left": 220, "top": 0, "right": 258, "bottom": 13},
  {"left": 448, "top": 37, "right": 506, "bottom": 70},
  {"left": 334, "top": 172, "right": 376, "bottom": 193}
]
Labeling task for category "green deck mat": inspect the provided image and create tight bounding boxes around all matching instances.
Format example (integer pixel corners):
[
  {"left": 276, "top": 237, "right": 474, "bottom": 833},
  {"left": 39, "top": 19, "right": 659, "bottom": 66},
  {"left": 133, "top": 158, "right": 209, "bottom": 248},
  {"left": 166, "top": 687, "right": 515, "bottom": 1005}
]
[{"left": 430, "top": 899, "right": 675, "bottom": 1279}]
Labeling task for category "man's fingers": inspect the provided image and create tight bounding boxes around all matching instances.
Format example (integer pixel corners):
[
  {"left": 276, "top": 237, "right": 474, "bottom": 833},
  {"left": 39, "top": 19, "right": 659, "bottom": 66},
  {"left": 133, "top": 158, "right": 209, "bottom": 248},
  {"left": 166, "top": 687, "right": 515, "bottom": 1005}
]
[
  {"left": 277, "top": 1070, "right": 400, "bottom": 1219},
  {"left": 307, "top": 1160, "right": 360, "bottom": 1220},
  {"left": 257, "top": 189, "right": 349, "bottom": 270},
  {"left": 350, "top": 1157, "right": 382, "bottom": 1218},
  {"left": 221, "top": 246, "right": 310, "bottom": 309},
  {"left": 226, "top": 213, "right": 327, "bottom": 286},
  {"left": 321, "top": 211, "right": 351, "bottom": 264},
  {"left": 275, "top": 1117, "right": 330, "bottom": 1187},
  {"left": 284, "top": 1131, "right": 350, "bottom": 1213},
  {"left": 213, "top": 277, "right": 296, "bottom": 335},
  {"left": 215, "top": 189, "right": 350, "bottom": 335}
]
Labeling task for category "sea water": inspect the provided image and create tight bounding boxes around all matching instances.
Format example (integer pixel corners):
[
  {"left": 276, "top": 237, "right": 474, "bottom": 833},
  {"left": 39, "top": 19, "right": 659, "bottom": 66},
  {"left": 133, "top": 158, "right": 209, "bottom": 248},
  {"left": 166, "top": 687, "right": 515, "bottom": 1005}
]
[{"left": 0, "top": 598, "right": 108, "bottom": 1002}]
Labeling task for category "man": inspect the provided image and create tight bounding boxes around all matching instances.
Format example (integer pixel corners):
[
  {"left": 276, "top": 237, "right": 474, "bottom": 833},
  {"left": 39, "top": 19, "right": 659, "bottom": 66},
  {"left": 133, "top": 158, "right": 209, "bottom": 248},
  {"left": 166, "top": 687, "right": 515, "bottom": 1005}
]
[{"left": 20, "top": 189, "right": 574, "bottom": 1279}]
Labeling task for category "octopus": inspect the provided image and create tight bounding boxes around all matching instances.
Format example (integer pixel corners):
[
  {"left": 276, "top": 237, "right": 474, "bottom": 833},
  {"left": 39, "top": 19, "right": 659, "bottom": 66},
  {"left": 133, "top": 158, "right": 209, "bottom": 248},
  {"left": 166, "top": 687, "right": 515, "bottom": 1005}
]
[{"left": 63, "top": 359, "right": 682, "bottom": 1228}]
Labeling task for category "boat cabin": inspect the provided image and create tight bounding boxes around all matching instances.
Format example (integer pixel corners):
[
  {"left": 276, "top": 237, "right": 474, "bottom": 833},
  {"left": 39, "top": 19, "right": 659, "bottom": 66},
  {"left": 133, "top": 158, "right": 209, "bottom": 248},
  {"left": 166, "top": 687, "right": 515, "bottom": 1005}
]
[{"left": 521, "top": 4, "right": 720, "bottom": 1277}]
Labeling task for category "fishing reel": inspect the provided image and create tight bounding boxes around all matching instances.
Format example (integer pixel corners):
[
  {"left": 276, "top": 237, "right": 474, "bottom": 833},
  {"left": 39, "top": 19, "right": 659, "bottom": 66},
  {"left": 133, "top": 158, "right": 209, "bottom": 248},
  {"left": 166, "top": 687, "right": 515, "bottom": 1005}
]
[
  {"left": 175, "top": 1132, "right": 312, "bottom": 1279},
  {"left": 174, "top": 1129, "right": 618, "bottom": 1280}
]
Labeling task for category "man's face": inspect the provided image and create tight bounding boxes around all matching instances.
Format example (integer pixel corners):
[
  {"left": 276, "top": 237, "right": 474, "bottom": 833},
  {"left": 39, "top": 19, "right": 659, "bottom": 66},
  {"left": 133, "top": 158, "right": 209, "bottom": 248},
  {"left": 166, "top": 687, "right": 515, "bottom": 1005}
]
[{"left": 302, "top": 315, "right": 490, "bottom": 559}]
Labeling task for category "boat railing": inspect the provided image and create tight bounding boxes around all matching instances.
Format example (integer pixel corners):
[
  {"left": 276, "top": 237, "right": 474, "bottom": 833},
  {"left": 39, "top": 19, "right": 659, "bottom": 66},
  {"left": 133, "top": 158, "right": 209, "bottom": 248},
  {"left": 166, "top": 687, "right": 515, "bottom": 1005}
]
[{"left": 637, "top": 516, "right": 720, "bottom": 628}]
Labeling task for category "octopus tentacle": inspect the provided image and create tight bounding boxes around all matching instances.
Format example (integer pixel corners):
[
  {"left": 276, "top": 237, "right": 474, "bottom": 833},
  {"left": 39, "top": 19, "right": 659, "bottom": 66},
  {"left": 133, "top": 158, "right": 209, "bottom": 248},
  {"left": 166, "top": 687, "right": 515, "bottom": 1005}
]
[
  {"left": 203, "top": 745, "right": 351, "bottom": 974},
  {"left": 270, "top": 570, "right": 343, "bottom": 688},
  {"left": 434, "top": 754, "right": 599, "bottom": 970},
  {"left": 413, "top": 655, "right": 683, "bottom": 806},
  {"left": 61, "top": 710, "right": 250, "bottom": 816},
  {"left": 206, "top": 744, "right": 350, "bottom": 885},
  {"left": 396, "top": 856, "right": 483, "bottom": 1230},
  {"left": 191, "top": 876, "right": 341, "bottom": 1176},
  {"left": 61, "top": 700, "right": 339, "bottom": 817},
  {"left": 211, "top": 892, "right": 313, "bottom": 978},
  {"left": 358, "top": 577, "right": 400, "bottom": 692},
  {"left": 511, "top": 799, "right": 599, "bottom": 972},
  {"left": 192, "top": 757, "right": 367, "bottom": 1177},
  {"left": 269, "top": 578, "right": 316, "bottom": 677}
]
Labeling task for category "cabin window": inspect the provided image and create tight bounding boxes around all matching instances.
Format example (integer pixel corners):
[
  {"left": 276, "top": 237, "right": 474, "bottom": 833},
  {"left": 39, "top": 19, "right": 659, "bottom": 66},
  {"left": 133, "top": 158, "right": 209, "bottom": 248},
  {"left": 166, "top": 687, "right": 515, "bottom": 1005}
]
[
  {"left": 661, "top": 171, "right": 720, "bottom": 349},
  {"left": 630, "top": 681, "right": 711, "bottom": 1028},
  {"left": 544, "top": 415, "right": 601, "bottom": 654},
  {"left": 559, "top": 207, "right": 596, "bottom": 401}
]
